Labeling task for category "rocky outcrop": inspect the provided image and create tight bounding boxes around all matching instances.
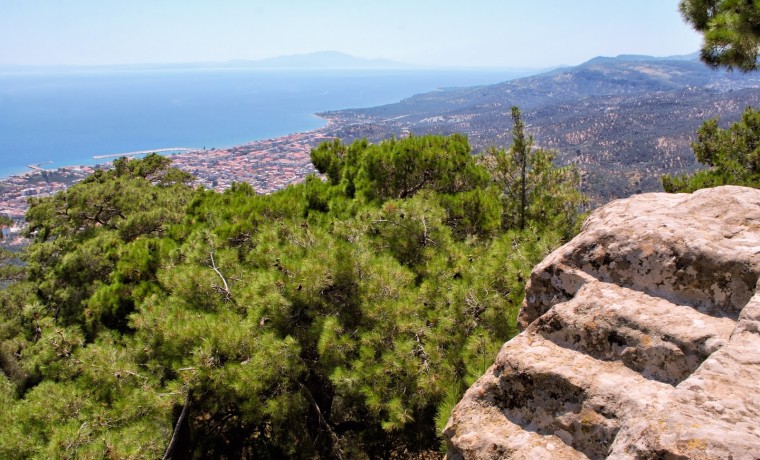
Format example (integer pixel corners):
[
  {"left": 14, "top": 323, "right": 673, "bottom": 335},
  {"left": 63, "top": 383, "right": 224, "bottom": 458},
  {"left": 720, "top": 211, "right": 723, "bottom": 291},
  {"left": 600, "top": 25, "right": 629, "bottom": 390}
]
[{"left": 444, "top": 186, "right": 760, "bottom": 459}]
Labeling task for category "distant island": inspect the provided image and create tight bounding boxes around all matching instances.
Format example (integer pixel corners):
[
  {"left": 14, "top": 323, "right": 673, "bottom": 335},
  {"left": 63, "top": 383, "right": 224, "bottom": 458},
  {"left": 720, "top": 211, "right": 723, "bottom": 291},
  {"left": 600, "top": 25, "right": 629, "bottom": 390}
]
[
  {"left": 228, "top": 51, "right": 413, "bottom": 69},
  {"left": 0, "top": 50, "right": 545, "bottom": 73}
]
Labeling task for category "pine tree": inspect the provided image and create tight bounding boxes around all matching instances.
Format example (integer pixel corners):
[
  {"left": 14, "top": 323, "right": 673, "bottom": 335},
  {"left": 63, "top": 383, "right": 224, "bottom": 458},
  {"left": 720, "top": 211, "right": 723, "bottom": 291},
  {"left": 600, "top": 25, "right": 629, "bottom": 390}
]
[
  {"left": 681, "top": 0, "right": 760, "bottom": 71},
  {"left": 482, "top": 107, "right": 585, "bottom": 237},
  {"left": 662, "top": 106, "right": 760, "bottom": 191}
]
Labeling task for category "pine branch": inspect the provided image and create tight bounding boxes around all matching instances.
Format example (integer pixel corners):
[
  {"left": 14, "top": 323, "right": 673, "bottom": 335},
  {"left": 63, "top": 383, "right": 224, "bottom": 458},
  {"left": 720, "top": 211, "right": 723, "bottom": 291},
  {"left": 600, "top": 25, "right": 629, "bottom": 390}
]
[{"left": 209, "top": 252, "right": 232, "bottom": 301}]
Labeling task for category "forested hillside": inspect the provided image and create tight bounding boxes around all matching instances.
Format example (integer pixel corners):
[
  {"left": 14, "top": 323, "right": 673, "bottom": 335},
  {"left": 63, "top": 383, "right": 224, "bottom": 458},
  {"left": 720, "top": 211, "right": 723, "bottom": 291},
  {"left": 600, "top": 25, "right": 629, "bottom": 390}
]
[
  {"left": 319, "top": 56, "right": 760, "bottom": 201},
  {"left": 0, "top": 118, "right": 583, "bottom": 458}
]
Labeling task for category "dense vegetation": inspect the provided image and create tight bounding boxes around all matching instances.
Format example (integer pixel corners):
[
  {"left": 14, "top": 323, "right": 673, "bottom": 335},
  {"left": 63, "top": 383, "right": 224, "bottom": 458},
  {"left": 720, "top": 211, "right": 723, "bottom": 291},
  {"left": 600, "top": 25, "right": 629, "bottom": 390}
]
[
  {"left": 662, "top": 106, "right": 760, "bottom": 192},
  {"left": 0, "top": 109, "right": 583, "bottom": 458}
]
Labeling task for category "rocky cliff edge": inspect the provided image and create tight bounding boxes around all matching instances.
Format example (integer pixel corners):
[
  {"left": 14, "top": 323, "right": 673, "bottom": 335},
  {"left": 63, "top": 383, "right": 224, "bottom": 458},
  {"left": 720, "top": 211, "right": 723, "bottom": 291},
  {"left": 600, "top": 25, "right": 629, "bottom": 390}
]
[{"left": 444, "top": 186, "right": 760, "bottom": 459}]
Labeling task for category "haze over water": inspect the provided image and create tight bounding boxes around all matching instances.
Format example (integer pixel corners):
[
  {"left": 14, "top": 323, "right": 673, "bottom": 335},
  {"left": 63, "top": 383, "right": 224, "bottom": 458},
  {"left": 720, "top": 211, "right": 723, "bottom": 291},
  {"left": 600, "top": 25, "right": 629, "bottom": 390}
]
[{"left": 0, "top": 68, "right": 530, "bottom": 178}]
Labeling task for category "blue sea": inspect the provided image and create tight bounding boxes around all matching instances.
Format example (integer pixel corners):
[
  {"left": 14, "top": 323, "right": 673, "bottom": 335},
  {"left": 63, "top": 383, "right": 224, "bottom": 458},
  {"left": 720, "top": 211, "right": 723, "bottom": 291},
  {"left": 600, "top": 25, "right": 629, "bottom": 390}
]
[{"left": 0, "top": 68, "right": 530, "bottom": 178}]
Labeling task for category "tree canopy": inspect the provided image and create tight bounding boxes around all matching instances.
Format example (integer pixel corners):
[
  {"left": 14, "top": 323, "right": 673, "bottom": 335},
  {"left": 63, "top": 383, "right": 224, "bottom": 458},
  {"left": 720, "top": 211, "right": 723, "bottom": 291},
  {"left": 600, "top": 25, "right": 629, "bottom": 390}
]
[
  {"left": 681, "top": 0, "right": 760, "bottom": 71},
  {"left": 662, "top": 106, "right": 760, "bottom": 192},
  {"left": 0, "top": 128, "right": 584, "bottom": 458}
]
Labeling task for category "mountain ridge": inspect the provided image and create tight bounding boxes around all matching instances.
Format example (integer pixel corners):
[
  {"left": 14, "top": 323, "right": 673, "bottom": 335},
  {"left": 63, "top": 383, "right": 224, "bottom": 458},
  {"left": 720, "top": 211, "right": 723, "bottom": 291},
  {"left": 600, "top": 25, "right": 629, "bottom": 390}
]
[
  {"left": 0, "top": 51, "right": 413, "bottom": 73},
  {"left": 236, "top": 50, "right": 412, "bottom": 69}
]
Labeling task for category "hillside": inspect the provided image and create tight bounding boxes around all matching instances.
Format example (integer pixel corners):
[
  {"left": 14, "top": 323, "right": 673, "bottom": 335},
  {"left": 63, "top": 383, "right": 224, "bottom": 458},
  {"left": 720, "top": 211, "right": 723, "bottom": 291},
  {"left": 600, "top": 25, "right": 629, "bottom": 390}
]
[{"left": 320, "top": 56, "right": 760, "bottom": 201}]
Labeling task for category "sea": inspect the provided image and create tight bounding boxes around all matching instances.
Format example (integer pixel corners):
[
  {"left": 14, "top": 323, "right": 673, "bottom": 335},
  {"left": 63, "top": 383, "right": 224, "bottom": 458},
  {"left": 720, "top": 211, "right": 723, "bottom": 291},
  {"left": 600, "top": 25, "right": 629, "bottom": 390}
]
[{"left": 0, "top": 67, "right": 532, "bottom": 179}]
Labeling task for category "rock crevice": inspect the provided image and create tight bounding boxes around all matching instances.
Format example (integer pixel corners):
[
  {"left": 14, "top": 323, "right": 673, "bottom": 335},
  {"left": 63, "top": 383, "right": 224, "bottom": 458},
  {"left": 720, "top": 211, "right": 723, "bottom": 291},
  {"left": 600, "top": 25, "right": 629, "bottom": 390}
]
[{"left": 445, "top": 186, "right": 760, "bottom": 459}]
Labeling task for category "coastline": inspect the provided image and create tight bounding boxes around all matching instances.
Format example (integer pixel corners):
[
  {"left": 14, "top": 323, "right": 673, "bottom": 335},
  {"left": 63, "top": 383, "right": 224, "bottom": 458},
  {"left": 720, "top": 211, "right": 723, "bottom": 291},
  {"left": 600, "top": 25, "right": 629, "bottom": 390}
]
[{"left": 0, "top": 115, "right": 340, "bottom": 228}]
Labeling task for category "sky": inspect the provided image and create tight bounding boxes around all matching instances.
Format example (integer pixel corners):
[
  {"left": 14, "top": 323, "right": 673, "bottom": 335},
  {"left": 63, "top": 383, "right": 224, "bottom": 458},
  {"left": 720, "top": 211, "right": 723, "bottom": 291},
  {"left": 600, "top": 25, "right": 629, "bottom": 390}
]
[{"left": 1, "top": 0, "right": 703, "bottom": 68}]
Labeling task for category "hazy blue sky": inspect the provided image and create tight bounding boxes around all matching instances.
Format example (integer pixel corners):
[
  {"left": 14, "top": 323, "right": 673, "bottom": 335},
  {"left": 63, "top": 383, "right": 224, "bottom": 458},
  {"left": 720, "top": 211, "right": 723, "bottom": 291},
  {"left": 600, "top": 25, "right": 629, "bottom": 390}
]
[{"left": 2, "top": 1, "right": 702, "bottom": 68}]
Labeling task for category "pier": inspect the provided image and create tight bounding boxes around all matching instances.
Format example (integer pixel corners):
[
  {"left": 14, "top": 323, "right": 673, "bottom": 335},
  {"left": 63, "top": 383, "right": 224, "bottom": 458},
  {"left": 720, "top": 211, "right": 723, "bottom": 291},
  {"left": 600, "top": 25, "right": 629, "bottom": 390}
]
[
  {"left": 93, "top": 147, "right": 196, "bottom": 160},
  {"left": 26, "top": 161, "right": 53, "bottom": 171}
]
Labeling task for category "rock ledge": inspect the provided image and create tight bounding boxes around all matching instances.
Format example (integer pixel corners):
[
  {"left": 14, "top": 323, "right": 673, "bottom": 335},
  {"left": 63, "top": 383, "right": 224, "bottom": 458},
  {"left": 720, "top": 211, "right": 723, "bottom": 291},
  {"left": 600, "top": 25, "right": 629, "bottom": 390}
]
[{"left": 444, "top": 186, "right": 760, "bottom": 459}]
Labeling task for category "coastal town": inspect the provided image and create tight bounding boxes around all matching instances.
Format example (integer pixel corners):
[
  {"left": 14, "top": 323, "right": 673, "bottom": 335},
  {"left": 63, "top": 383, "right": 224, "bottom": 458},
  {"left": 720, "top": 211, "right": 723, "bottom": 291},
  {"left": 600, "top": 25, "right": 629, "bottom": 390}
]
[
  {"left": 170, "top": 128, "right": 331, "bottom": 192},
  {"left": 0, "top": 126, "right": 337, "bottom": 246}
]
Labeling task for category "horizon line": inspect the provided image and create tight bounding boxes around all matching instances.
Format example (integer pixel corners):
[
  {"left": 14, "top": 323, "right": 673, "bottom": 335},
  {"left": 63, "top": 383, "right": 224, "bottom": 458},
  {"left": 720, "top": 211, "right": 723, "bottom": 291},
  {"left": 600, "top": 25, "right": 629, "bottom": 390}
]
[{"left": 0, "top": 49, "right": 699, "bottom": 73}]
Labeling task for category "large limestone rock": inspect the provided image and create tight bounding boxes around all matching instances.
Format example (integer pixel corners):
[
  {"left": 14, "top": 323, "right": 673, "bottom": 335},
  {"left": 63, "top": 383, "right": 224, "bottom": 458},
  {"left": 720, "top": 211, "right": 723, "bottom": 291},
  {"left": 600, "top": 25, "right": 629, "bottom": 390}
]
[{"left": 444, "top": 186, "right": 760, "bottom": 459}]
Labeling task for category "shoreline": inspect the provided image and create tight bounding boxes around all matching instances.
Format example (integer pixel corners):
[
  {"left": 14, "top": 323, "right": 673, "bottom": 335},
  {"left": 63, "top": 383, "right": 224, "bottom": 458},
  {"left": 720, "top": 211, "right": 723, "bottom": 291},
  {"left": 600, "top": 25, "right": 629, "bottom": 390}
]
[
  {"left": 6, "top": 117, "right": 332, "bottom": 177},
  {"left": 0, "top": 115, "right": 341, "bottom": 229},
  {"left": 0, "top": 113, "right": 336, "bottom": 185}
]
